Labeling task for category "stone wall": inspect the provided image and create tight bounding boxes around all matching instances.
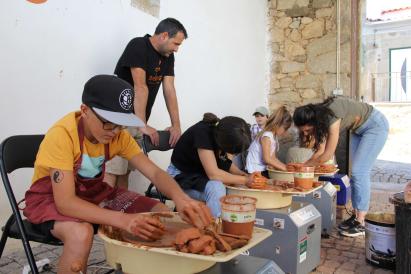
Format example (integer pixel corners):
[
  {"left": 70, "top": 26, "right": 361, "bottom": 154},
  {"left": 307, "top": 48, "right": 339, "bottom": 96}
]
[
  {"left": 268, "top": 0, "right": 353, "bottom": 173},
  {"left": 267, "top": 0, "right": 352, "bottom": 110}
]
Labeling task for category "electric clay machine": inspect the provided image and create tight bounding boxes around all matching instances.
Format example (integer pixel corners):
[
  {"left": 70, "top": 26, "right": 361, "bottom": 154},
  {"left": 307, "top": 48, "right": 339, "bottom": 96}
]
[
  {"left": 226, "top": 182, "right": 322, "bottom": 274},
  {"left": 293, "top": 171, "right": 340, "bottom": 237}
]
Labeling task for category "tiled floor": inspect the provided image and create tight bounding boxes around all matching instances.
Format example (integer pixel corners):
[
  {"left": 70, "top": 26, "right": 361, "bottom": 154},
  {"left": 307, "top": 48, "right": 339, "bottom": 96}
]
[
  {"left": 311, "top": 230, "right": 394, "bottom": 274},
  {"left": 0, "top": 227, "right": 396, "bottom": 274},
  {"left": 0, "top": 160, "right": 408, "bottom": 273}
]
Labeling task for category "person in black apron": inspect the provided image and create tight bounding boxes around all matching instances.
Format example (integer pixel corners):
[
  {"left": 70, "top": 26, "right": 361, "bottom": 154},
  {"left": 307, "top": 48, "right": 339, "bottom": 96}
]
[{"left": 24, "top": 75, "right": 212, "bottom": 274}]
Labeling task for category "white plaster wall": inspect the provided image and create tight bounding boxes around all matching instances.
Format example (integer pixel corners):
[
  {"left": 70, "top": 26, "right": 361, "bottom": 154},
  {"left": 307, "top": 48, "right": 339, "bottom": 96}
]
[
  {"left": 362, "top": 20, "right": 411, "bottom": 102},
  {"left": 0, "top": 0, "right": 268, "bottom": 249}
]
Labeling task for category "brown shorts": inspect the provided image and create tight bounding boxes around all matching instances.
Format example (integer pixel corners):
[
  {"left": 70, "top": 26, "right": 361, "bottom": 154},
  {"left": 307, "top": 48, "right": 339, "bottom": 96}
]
[
  {"left": 31, "top": 190, "right": 160, "bottom": 240},
  {"left": 31, "top": 221, "right": 100, "bottom": 242}
]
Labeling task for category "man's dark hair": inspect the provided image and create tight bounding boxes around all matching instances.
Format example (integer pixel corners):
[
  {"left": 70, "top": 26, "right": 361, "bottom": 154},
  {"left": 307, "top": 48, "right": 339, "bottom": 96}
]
[{"left": 155, "top": 17, "right": 188, "bottom": 38}]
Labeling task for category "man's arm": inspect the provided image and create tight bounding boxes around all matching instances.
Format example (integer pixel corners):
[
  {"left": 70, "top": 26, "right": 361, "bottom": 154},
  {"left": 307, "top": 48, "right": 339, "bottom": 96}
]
[
  {"left": 130, "top": 67, "right": 159, "bottom": 145},
  {"left": 131, "top": 67, "right": 148, "bottom": 123},
  {"left": 162, "top": 76, "right": 181, "bottom": 147}
]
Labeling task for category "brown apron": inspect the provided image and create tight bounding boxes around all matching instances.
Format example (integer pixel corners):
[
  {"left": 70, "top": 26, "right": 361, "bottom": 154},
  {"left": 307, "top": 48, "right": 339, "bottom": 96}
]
[{"left": 24, "top": 119, "right": 118, "bottom": 224}]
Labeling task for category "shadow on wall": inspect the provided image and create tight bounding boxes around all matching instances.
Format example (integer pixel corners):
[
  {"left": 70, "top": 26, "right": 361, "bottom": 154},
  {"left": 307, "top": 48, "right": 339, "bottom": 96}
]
[{"left": 131, "top": 0, "right": 160, "bottom": 18}]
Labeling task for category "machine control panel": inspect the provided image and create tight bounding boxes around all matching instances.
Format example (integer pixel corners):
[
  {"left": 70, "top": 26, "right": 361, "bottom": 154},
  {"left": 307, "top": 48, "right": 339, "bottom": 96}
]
[{"left": 290, "top": 206, "right": 316, "bottom": 226}]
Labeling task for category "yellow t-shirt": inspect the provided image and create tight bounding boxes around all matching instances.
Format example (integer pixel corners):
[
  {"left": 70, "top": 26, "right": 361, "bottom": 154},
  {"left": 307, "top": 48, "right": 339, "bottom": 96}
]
[{"left": 32, "top": 111, "right": 141, "bottom": 183}]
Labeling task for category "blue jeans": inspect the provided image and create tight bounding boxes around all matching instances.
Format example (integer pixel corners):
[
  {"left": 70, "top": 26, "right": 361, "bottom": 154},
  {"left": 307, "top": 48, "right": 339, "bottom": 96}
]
[
  {"left": 350, "top": 109, "right": 389, "bottom": 211},
  {"left": 167, "top": 164, "right": 226, "bottom": 217}
]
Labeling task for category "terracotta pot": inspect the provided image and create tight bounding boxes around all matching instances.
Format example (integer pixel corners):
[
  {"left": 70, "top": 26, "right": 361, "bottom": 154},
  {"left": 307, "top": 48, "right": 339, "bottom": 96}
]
[
  {"left": 220, "top": 195, "right": 257, "bottom": 238},
  {"left": 293, "top": 166, "right": 315, "bottom": 189},
  {"left": 314, "top": 164, "right": 337, "bottom": 173}
]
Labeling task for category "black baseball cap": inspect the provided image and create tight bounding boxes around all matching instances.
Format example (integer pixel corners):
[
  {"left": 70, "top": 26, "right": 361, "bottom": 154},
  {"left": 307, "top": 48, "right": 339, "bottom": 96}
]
[{"left": 82, "top": 75, "right": 145, "bottom": 127}]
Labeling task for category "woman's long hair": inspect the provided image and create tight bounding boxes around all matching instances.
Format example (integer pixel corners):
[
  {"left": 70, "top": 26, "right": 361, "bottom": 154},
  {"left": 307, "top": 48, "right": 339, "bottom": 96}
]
[
  {"left": 202, "top": 112, "right": 251, "bottom": 154},
  {"left": 257, "top": 106, "right": 292, "bottom": 139},
  {"left": 293, "top": 97, "right": 336, "bottom": 151}
]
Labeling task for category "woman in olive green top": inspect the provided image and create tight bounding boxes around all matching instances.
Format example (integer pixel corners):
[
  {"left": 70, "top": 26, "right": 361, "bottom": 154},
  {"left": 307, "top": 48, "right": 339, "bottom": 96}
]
[{"left": 293, "top": 96, "right": 389, "bottom": 237}]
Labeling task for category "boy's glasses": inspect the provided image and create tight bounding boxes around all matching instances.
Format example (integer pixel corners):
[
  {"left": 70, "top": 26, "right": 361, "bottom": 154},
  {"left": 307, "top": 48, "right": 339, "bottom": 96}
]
[{"left": 90, "top": 108, "right": 126, "bottom": 131}]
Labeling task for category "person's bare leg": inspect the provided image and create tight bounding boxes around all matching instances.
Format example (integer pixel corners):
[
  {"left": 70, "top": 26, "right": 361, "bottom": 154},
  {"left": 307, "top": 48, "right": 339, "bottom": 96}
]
[
  {"left": 355, "top": 210, "right": 367, "bottom": 225},
  {"left": 103, "top": 173, "right": 118, "bottom": 188},
  {"left": 116, "top": 172, "right": 130, "bottom": 189},
  {"left": 51, "top": 221, "right": 94, "bottom": 274},
  {"left": 104, "top": 172, "right": 130, "bottom": 189}
]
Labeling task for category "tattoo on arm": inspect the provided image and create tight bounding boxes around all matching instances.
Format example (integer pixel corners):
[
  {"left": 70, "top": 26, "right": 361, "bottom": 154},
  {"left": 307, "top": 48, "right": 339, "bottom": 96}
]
[{"left": 52, "top": 170, "right": 64, "bottom": 183}]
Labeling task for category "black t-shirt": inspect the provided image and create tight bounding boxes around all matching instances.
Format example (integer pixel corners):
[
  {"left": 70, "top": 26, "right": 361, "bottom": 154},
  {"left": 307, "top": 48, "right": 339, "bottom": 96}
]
[
  {"left": 114, "top": 34, "right": 175, "bottom": 121},
  {"left": 171, "top": 121, "right": 232, "bottom": 175}
]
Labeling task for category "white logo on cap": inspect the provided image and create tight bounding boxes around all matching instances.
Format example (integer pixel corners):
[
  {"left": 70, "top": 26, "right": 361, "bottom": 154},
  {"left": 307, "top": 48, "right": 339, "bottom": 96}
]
[{"left": 119, "top": 89, "right": 133, "bottom": 110}]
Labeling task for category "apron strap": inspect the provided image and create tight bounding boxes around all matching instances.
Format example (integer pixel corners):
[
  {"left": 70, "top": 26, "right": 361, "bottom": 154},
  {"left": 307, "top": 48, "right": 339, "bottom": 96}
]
[{"left": 75, "top": 117, "right": 110, "bottom": 180}]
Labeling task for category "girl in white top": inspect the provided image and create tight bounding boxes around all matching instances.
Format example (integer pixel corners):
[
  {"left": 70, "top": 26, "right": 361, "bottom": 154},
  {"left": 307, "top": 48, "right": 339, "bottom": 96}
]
[{"left": 246, "top": 106, "right": 292, "bottom": 176}]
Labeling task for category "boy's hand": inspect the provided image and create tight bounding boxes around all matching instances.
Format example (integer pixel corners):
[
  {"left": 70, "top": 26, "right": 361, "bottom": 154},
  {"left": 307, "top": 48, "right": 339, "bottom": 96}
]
[
  {"left": 124, "top": 214, "right": 165, "bottom": 241},
  {"left": 174, "top": 196, "right": 213, "bottom": 229}
]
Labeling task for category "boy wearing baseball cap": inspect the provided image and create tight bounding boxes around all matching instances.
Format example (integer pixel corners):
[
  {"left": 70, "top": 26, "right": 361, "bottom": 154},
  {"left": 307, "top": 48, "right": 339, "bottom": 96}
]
[
  {"left": 23, "top": 75, "right": 212, "bottom": 273},
  {"left": 251, "top": 106, "right": 269, "bottom": 140}
]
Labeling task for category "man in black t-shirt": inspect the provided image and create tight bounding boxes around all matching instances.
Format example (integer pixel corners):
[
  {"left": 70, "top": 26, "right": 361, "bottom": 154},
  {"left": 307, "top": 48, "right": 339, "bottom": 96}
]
[{"left": 105, "top": 18, "right": 187, "bottom": 187}]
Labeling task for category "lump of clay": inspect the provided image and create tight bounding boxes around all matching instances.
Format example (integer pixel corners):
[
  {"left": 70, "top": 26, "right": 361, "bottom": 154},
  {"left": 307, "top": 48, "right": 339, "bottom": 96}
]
[
  {"left": 204, "top": 228, "right": 232, "bottom": 252},
  {"left": 286, "top": 163, "right": 304, "bottom": 172},
  {"left": 174, "top": 225, "right": 250, "bottom": 255},
  {"left": 247, "top": 172, "right": 268, "bottom": 189},
  {"left": 175, "top": 227, "right": 202, "bottom": 246},
  {"left": 314, "top": 164, "right": 337, "bottom": 173},
  {"left": 201, "top": 241, "right": 216, "bottom": 255},
  {"left": 175, "top": 228, "right": 217, "bottom": 255},
  {"left": 221, "top": 236, "right": 249, "bottom": 249},
  {"left": 188, "top": 235, "right": 214, "bottom": 254}
]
